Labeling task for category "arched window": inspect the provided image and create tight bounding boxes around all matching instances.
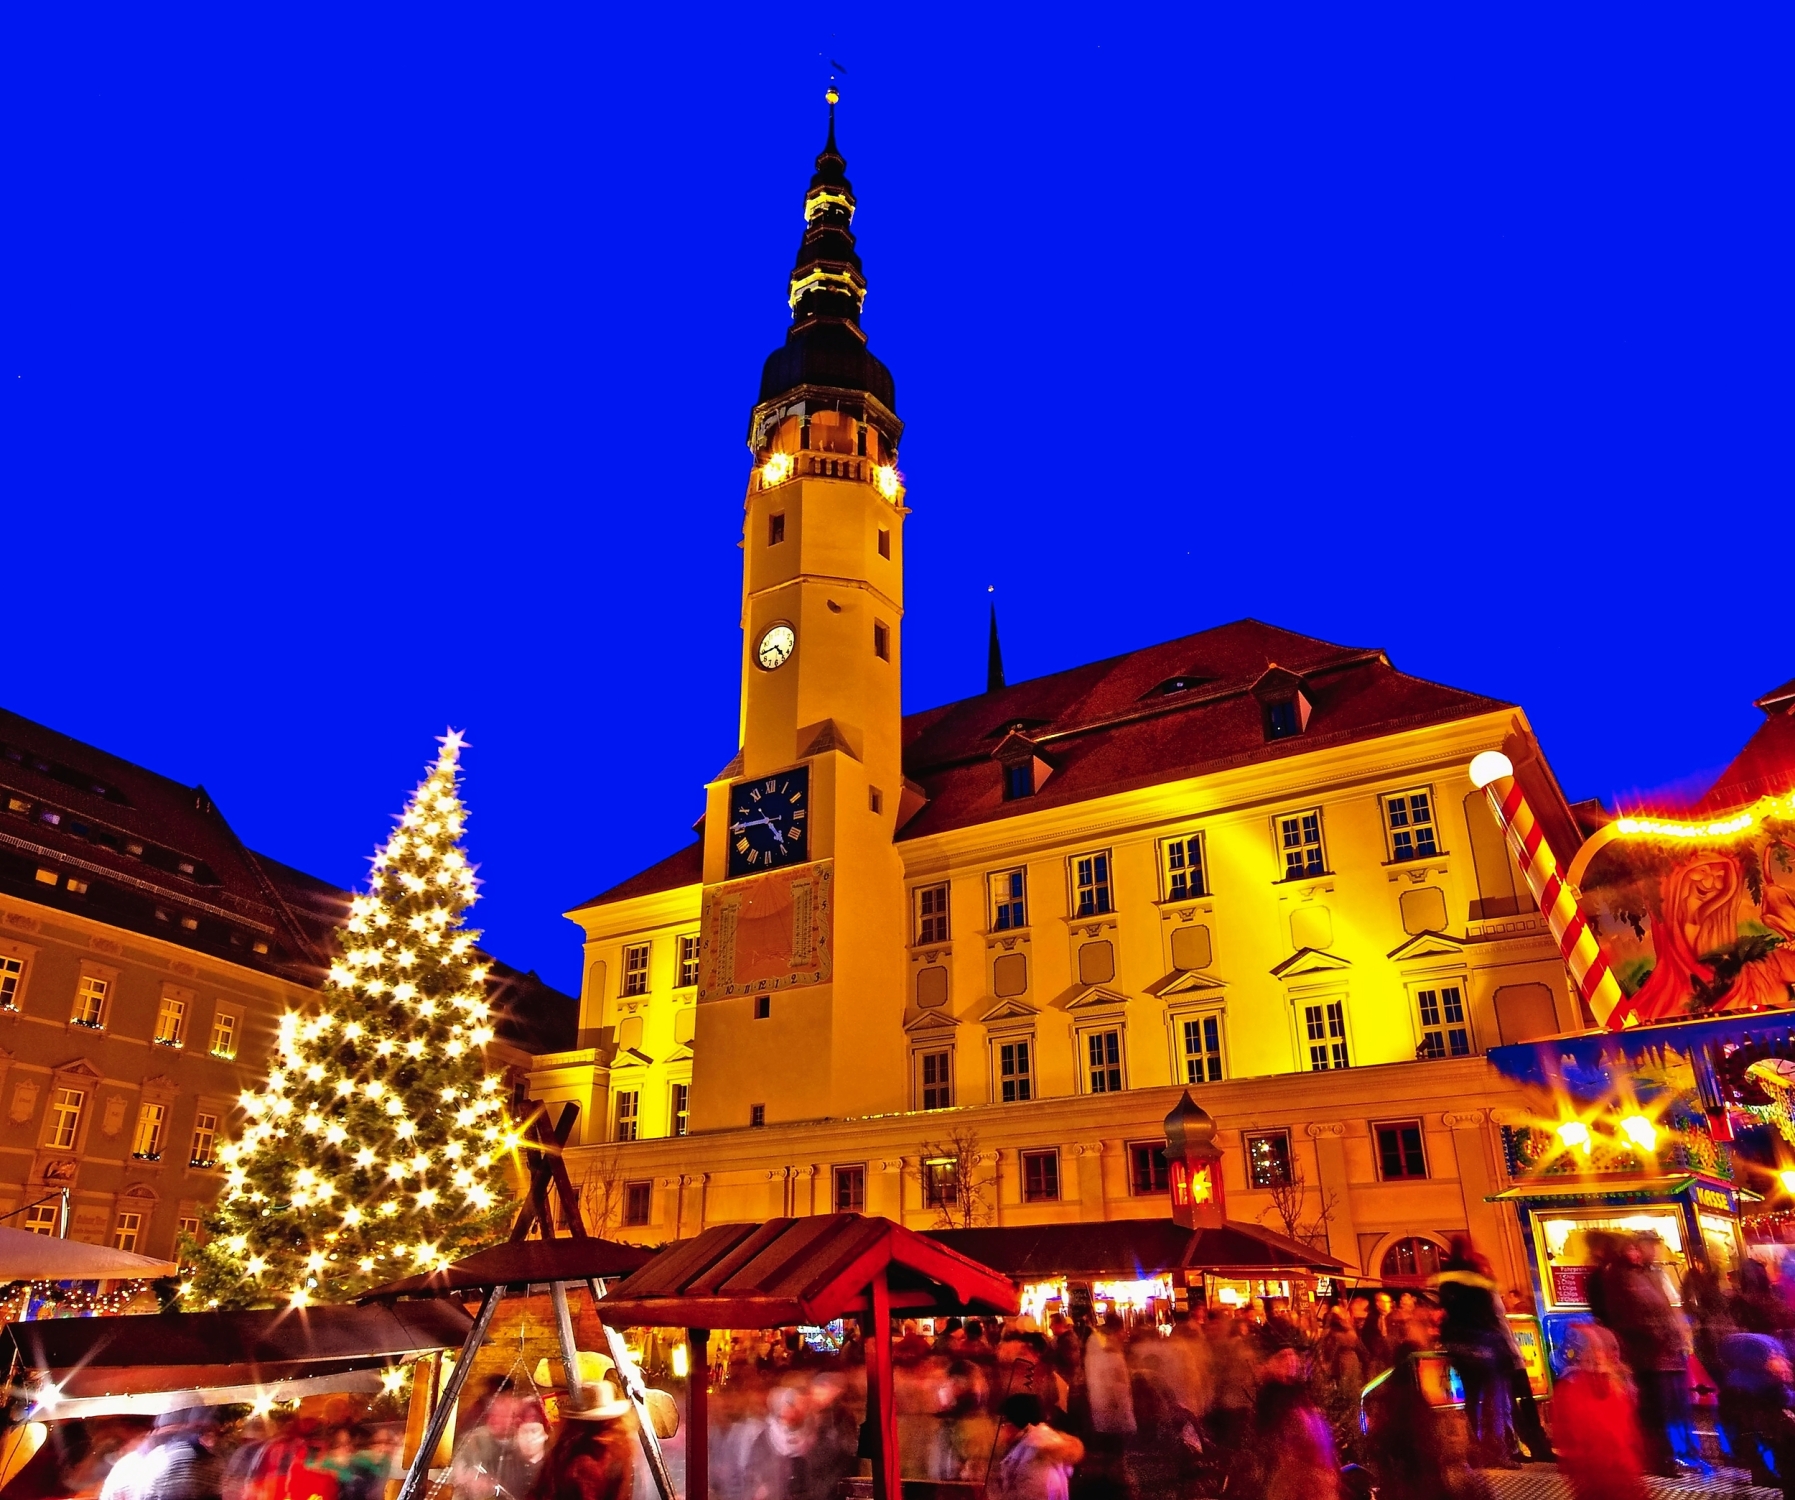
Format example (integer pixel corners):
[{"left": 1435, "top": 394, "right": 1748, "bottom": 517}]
[{"left": 1381, "top": 1236, "right": 1444, "bottom": 1280}]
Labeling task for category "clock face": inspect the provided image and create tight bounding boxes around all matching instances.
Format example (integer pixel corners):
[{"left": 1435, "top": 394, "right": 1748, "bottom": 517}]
[
  {"left": 756, "top": 622, "right": 796, "bottom": 671},
  {"left": 727, "top": 765, "right": 810, "bottom": 877}
]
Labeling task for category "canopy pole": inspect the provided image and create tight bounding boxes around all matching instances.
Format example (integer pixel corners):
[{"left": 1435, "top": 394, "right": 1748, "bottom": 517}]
[
  {"left": 868, "top": 1269, "right": 900, "bottom": 1500},
  {"left": 687, "top": 1329, "right": 710, "bottom": 1500},
  {"left": 590, "top": 1282, "right": 675, "bottom": 1500},
  {"left": 396, "top": 1285, "right": 503, "bottom": 1500},
  {"left": 550, "top": 1280, "right": 586, "bottom": 1412}
]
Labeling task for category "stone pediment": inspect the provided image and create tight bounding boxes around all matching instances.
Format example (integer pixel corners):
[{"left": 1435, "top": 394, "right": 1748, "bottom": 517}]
[
  {"left": 53, "top": 1058, "right": 105, "bottom": 1081},
  {"left": 902, "top": 1009, "right": 960, "bottom": 1034},
  {"left": 1060, "top": 984, "right": 1129, "bottom": 1012},
  {"left": 978, "top": 999, "right": 1039, "bottom": 1024},
  {"left": 610, "top": 1047, "right": 654, "bottom": 1069},
  {"left": 1386, "top": 931, "right": 1465, "bottom": 962},
  {"left": 663, "top": 1043, "right": 694, "bottom": 1064},
  {"left": 1147, "top": 969, "right": 1227, "bottom": 998},
  {"left": 1268, "top": 947, "right": 1352, "bottom": 979}
]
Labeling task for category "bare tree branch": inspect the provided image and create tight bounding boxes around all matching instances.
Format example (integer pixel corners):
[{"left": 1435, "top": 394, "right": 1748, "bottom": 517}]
[{"left": 910, "top": 1128, "right": 995, "bottom": 1229}]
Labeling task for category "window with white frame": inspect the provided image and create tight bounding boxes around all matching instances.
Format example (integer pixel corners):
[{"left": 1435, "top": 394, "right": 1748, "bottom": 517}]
[
  {"left": 621, "top": 944, "right": 650, "bottom": 997},
  {"left": 834, "top": 1164, "right": 866, "bottom": 1212},
  {"left": 989, "top": 868, "right": 1026, "bottom": 931},
  {"left": 71, "top": 974, "right": 108, "bottom": 1028},
  {"left": 1083, "top": 1027, "right": 1124, "bottom": 1093},
  {"left": 113, "top": 1213, "right": 143, "bottom": 1253},
  {"left": 1415, "top": 983, "right": 1472, "bottom": 1058},
  {"left": 922, "top": 1158, "right": 959, "bottom": 1208},
  {"left": 1246, "top": 1129, "right": 1293, "bottom": 1186},
  {"left": 615, "top": 1090, "right": 640, "bottom": 1142},
  {"left": 1181, "top": 1012, "right": 1225, "bottom": 1084},
  {"left": 190, "top": 1111, "right": 219, "bottom": 1166},
  {"left": 1385, "top": 789, "right": 1439, "bottom": 861},
  {"left": 915, "top": 883, "right": 950, "bottom": 945},
  {"left": 1073, "top": 852, "right": 1114, "bottom": 917},
  {"left": 177, "top": 1215, "right": 201, "bottom": 1242},
  {"left": 918, "top": 1049, "right": 953, "bottom": 1110},
  {"left": 1302, "top": 999, "right": 1350, "bottom": 1070},
  {"left": 1021, "top": 1149, "right": 1060, "bottom": 1203},
  {"left": 47, "top": 1087, "right": 84, "bottom": 1149},
  {"left": 132, "top": 1103, "right": 166, "bottom": 1159},
  {"left": 995, "top": 1038, "right": 1033, "bottom": 1102},
  {"left": 1279, "top": 812, "right": 1326, "bottom": 879},
  {"left": 677, "top": 934, "right": 701, "bottom": 988},
  {"left": 670, "top": 1082, "right": 690, "bottom": 1137},
  {"left": 209, "top": 1010, "right": 238, "bottom": 1059},
  {"left": 0, "top": 955, "right": 24, "bottom": 1010},
  {"left": 23, "top": 1203, "right": 57, "bottom": 1235},
  {"left": 153, "top": 993, "right": 185, "bottom": 1046},
  {"left": 1162, "top": 834, "right": 1207, "bottom": 901}
]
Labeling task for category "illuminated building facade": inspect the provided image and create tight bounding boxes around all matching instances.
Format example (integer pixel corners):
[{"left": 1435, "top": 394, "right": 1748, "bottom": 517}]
[
  {"left": 536, "top": 105, "right": 1593, "bottom": 1289},
  {"left": 0, "top": 709, "right": 574, "bottom": 1259}
]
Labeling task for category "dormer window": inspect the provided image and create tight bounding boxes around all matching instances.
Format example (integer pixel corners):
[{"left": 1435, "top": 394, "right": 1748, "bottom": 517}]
[
  {"left": 1004, "top": 762, "right": 1034, "bottom": 800},
  {"left": 1265, "top": 700, "right": 1301, "bottom": 739}
]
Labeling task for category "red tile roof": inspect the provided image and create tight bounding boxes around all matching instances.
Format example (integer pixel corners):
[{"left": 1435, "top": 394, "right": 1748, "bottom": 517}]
[
  {"left": 570, "top": 840, "right": 705, "bottom": 909},
  {"left": 1698, "top": 676, "right": 1795, "bottom": 812},
  {"left": 0, "top": 707, "right": 575, "bottom": 1051},
  {"left": 897, "top": 618, "right": 1512, "bottom": 839},
  {"left": 580, "top": 620, "right": 1516, "bottom": 910}
]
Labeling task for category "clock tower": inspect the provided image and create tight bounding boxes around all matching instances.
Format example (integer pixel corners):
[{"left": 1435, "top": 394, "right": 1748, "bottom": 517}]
[{"left": 690, "top": 94, "right": 911, "bottom": 1129}]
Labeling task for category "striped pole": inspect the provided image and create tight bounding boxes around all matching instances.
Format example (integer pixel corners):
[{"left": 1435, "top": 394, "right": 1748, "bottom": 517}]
[{"left": 1469, "top": 752, "right": 1627, "bottom": 1030}]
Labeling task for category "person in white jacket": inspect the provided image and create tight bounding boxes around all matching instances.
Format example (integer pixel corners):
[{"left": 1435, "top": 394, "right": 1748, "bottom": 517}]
[{"left": 988, "top": 1396, "right": 1084, "bottom": 1500}]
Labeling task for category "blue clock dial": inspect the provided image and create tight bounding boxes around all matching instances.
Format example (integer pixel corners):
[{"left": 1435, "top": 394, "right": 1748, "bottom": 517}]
[{"left": 726, "top": 765, "right": 810, "bottom": 878}]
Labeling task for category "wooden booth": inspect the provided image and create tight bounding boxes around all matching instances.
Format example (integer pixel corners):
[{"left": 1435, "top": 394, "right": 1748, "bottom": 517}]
[{"left": 595, "top": 1213, "right": 1021, "bottom": 1500}]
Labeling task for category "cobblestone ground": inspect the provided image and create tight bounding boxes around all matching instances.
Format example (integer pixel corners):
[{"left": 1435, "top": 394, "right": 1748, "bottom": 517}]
[{"left": 1483, "top": 1465, "right": 1781, "bottom": 1500}]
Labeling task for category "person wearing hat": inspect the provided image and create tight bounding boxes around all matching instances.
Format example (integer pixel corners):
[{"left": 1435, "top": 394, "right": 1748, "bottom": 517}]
[{"left": 530, "top": 1381, "right": 633, "bottom": 1500}]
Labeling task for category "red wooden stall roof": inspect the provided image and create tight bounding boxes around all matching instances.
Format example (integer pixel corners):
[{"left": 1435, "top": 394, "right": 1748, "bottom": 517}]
[
  {"left": 362, "top": 1235, "right": 658, "bottom": 1298},
  {"left": 596, "top": 1213, "right": 1019, "bottom": 1328}
]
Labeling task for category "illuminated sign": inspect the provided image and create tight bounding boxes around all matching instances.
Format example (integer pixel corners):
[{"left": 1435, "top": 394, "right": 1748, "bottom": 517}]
[{"left": 1694, "top": 1185, "right": 1734, "bottom": 1215}]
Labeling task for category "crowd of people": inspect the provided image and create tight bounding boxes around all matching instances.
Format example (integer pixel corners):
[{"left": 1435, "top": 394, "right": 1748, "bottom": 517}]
[{"left": 35, "top": 1236, "right": 1795, "bottom": 1500}]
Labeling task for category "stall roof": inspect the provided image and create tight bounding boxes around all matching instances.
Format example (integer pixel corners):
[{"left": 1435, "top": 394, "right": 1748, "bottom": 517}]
[
  {"left": 1490, "top": 1173, "right": 1759, "bottom": 1208},
  {"left": 924, "top": 1218, "right": 1345, "bottom": 1279},
  {"left": 1, "top": 1300, "right": 473, "bottom": 1418},
  {"left": 363, "top": 1235, "right": 658, "bottom": 1298},
  {"left": 1487, "top": 1011, "right": 1795, "bottom": 1099},
  {"left": 0, "top": 1225, "right": 177, "bottom": 1280},
  {"left": 597, "top": 1213, "right": 1020, "bottom": 1328}
]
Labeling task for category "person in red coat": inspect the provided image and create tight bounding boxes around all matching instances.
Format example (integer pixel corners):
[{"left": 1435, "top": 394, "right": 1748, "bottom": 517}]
[
  {"left": 1552, "top": 1323, "right": 1648, "bottom": 1500},
  {"left": 531, "top": 1382, "right": 634, "bottom": 1500}
]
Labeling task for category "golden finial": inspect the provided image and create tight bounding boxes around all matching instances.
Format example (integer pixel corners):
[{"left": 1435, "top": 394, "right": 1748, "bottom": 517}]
[{"left": 826, "top": 87, "right": 840, "bottom": 106}]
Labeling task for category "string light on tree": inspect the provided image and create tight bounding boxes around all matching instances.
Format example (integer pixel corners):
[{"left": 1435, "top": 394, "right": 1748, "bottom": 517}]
[{"left": 184, "top": 731, "right": 515, "bottom": 1307}]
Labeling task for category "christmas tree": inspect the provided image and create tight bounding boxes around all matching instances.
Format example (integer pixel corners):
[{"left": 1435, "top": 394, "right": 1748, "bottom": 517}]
[{"left": 185, "top": 731, "right": 515, "bottom": 1308}]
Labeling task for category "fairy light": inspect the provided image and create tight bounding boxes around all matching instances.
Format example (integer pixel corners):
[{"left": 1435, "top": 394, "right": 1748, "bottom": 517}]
[{"left": 180, "top": 729, "right": 513, "bottom": 1308}]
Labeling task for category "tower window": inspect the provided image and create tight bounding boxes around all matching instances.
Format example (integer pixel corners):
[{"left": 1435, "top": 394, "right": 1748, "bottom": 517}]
[
  {"left": 750, "top": 1103, "right": 766, "bottom": 1127},
  {"left": 754, "top": 995, "right": 771, "bottom": 1019},
  {"left": 799, "top": 419, "right": 810, "bottom": 450},
  {"left": 877, "top": 527, "right": 890, "bottom": 558},
  {"left": 856, "top": 425, "right": 867, "bottom": 457},
  {"left": 873, "top": 621, "right": 890, "bottom": 660},
  {"left": 869, "top": 786, "right": 883, "bottom": 814},
  {"left": 768, "top": 512, "right": 786, "bottom": 545}
]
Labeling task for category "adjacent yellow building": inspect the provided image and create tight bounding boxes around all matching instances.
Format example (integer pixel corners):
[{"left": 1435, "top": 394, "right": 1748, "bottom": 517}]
[{"left": 534, "top": 105, "right": 1586, "bottom": 1292}]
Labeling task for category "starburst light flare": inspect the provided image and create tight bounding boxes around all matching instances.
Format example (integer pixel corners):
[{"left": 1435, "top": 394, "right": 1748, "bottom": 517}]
[{"left": 184, "top": 731, "right": 513, "bottom": 1306}]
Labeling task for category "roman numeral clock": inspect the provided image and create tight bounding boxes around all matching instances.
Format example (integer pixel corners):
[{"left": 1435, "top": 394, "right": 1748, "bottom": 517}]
[{"left": 726, "top": 765, "right": 810, "bottom": 878}]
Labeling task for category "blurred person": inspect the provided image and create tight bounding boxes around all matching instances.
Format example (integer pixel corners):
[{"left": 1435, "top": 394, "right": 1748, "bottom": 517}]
[
  {"left": 1718, "top": 1327, "right": 1795, "bottom": 1492},
  {"left": 933, "top": 1318, "right": 966, "bottom": 1355},
  {"left": 1354, "top": 1297, "right": 1392, "bottom": 1376},
  {"left": 530, "top": 1380, "right": 633, "bottom": 1500},
  {"left": 1204, "top": 1315, "right": 1257, "bottom": 1461},
  {"left": 1590, "top": 1232, "right": 1698, "bottom": 1476},
  {"left": 895, "top": 1322, "right": 932, "bottom": 1363},
  {"left": 1312, "top": 1305, "right": 1367, "bottom": 1456},
  {"left": 933, "top": 1359, "right": 994, "bottom": 1481},
  {"left": 1363, "top": 1337, "right": 1479, "bottom": 1500},
  {"left": 1076, "top": 1313, "right": 1135, "bottom": 1500},
  {"left": 1234, "top": 1347, "right": 1338, "bottom": 1500},
  {"left": 1435, "top": 1237, "right": 1519, "bottom": 1469},
  {"left": 741, "top": 1381, "right": 852, "bottom": 1500},
  {"left": 1155, "top": 1311, "right": 1213, "bottom": 1422},
  {"left": 220, "top": 1417, "right": 273, "bottom": 1500},
  {"left": 1551, "top": 1323, "right": 1647, "bottom": 1500},
  {"left": 988, "top": 1395, "right": 1083, "bottom": 1500},
  {"left": 141, "top": 1410, "right": 223, "bottom": 1500},
  {"left": 101, "top": 1426, "right": 161, "bottom": 1500}
]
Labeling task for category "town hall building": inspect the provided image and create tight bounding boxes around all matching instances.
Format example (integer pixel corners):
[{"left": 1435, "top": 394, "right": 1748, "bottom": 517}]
[{"left": 530, "top": 101, "right": 1587, "bottom": 1291}]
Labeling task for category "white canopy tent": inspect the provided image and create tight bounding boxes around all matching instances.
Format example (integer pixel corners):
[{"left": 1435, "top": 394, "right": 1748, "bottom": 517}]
[{"left": 0, "top": 1223, "right": 177, "bottom": 1280}]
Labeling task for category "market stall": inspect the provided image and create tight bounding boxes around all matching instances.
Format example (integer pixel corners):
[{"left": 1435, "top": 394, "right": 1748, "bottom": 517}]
[{"left": 594, "top": 1213, "right": 1020, "bottom": 1500}]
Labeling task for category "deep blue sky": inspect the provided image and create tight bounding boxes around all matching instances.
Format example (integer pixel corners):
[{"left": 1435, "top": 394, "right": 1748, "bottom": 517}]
[{"left": 5, "top": 7, "right": 1790, "bottom": 994}]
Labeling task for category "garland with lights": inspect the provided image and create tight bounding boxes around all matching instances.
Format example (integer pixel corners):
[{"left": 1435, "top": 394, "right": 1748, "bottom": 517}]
[
  {"left": 0, "top": 1279, "right": 150, "bottom": 1321},
  {"left": 183, "top": 732, "right": 515, "bottom": 1308}
]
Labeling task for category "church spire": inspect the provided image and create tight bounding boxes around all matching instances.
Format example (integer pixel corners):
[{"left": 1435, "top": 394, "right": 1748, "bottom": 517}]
[
  {"left": 753, "top": 90, "right": 897, "bottom": 423},
  {"left": 987, "top": 603, "right": 1007, "bottom": 693}
]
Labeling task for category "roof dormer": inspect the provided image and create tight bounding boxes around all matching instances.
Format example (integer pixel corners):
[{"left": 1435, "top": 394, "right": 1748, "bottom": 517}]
[{"left": 1251, "top": 666, "right": 1312, "bottom": 742}]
